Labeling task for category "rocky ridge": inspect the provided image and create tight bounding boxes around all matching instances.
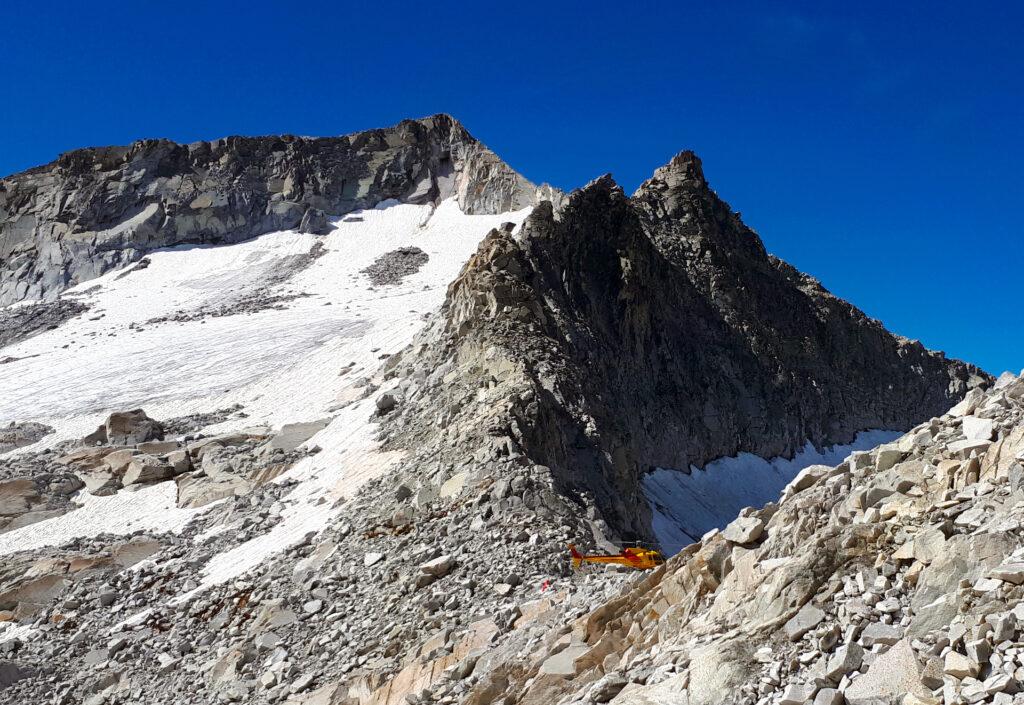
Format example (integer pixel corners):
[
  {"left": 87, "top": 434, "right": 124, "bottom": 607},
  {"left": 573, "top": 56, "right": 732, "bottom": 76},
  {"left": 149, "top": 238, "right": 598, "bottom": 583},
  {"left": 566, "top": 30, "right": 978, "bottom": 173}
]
[
  {"left": 0, "top": 114, "right": 558, "bottom": 306},
  {"left": 374, "top": 152, "right": 987, "bottom": 542}
]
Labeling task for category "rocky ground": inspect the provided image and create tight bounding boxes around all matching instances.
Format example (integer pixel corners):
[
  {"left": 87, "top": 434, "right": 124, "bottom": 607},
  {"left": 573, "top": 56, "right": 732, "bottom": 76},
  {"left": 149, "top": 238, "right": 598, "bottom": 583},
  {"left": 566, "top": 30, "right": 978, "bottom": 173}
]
[
  {"left": 7, "top": 374, "right": 1021, "bottom": 705},
  {"left": 362, "top": 247, "right": 430, "bottom": 286},
  {"left": 0, "top": 404, "right": 632, "bottom": 704},
  {"left": 0, "top": 422, "right": 53, "bottom": 454},
  {"left": 0, "top": 115, "right": 1006, "bottom": 705},
  {"left": 0, "top": 300, "right": 89, "bottom": 349},
  {"left": 0, "top": 437, "right": 81, "bottom": 534},
  {"left": 453, "top": 373, "right": 1024, "bottom": 705}
]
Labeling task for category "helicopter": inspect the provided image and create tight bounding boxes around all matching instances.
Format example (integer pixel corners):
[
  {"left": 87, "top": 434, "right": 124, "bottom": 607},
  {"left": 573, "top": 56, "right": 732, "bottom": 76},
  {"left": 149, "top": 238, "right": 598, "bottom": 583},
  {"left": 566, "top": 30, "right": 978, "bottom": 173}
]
[{"left": 567, "top": 543, "right": 665, "bottom": 571}]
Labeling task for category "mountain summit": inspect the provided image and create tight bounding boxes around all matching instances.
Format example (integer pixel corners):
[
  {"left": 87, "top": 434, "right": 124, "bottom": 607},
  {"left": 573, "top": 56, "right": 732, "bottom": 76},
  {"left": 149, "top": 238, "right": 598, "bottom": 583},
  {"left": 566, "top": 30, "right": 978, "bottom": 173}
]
[{"left": 0, "top": 116, "right": 996, "bottom": 705}]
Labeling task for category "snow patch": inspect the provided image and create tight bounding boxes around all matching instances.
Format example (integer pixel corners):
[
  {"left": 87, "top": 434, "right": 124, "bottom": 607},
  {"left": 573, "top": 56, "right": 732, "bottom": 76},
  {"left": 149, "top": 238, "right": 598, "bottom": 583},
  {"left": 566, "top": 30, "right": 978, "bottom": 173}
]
[
  {"left": 0, "top": 483, "right": 206, "bottom": 557},
  {"left": 643, "top": 430, "right": 900, "bottom": 556}
]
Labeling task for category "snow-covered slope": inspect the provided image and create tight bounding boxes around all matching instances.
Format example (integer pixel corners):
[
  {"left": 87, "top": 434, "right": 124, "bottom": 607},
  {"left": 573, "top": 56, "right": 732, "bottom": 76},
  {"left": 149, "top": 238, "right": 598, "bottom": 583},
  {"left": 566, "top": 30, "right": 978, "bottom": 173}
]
[
  {"left": 0, "top": 199, "right": 528, "bottom": 443},
  {"left": 0, "top": 199, "right": 530, "bottom": 586},
  {"left": 642, "top": 429, "right": 901, "bottom": 555}
]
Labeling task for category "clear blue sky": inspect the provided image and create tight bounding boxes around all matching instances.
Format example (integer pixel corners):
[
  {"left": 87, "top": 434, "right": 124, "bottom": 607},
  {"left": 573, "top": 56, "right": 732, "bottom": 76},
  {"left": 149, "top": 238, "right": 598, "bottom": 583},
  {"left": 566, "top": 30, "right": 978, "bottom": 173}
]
[{"left": 3, "top": 2, "right": 1021, "bottom": 374}]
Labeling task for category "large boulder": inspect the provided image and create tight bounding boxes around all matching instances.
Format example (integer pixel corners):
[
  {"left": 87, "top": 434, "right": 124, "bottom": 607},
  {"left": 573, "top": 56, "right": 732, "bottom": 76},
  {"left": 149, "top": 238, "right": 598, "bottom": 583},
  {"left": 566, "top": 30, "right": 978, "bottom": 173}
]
[
  {"left": 105, "top": 409, "right": 164, "bottom": 446},
  {"left": 122, "top": 455, "right": 174, "bottom": 486},
  {"left": 843, "top": 640, "right": 932, "bottom": 705},
  {"left": 0, "top": 661, "right": 31, "bottom": 690}
]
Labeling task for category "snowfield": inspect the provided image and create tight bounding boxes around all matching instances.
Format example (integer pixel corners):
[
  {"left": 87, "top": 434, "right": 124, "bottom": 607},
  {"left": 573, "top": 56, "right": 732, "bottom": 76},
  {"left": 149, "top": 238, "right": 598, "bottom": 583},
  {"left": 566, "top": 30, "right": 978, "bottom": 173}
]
[
  {"left": 0, "top": 200, "right": 529, "bottom": 588},
  {"left": 643, "top": 429, "right": 901, "bottom": 556},
  {"left": 0, "top": 199, "right": 527, "bottom": 442}
]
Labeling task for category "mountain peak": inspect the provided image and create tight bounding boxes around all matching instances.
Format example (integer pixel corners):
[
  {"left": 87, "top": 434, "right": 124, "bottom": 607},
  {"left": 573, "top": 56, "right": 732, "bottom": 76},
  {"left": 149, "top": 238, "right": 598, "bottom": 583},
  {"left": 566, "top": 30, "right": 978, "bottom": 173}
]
[
  {"left": 632, "top": 149, "right": 708, "bottom": 201},
  {"left": 658, "top": 149, "right": 706, "bottom": 183},
  {"left": 0, "top": 116, "right": 546, "bottom": 305}
]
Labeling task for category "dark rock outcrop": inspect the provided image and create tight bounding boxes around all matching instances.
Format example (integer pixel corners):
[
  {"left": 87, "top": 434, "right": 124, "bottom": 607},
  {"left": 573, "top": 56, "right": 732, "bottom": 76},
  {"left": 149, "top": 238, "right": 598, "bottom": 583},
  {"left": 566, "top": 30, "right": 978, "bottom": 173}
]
[
  {"left": 380, "top": 151, "right": 988, "bottom": 542},
  {"left": 0, "top": 422, "right": 53, "bottom": 455},
  {"left": 0, "top": 299, "right": 88, "bottom": 348},
  {"left": 0, "top": 114, "right": 552, "bottom": 305},
  {"left": 82, "top": 409, "right": 164, "bottom": 447}
]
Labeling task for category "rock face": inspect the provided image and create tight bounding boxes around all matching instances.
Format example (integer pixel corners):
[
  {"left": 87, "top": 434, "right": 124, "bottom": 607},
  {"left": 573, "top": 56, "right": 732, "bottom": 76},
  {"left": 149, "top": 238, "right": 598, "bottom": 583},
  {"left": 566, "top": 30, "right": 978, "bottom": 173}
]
[
  {"left": 379, "top": 152, "right": 987, "bottom": 541},
  {"left": 0, "top": 114, "right": 554, "bottom": 305}
]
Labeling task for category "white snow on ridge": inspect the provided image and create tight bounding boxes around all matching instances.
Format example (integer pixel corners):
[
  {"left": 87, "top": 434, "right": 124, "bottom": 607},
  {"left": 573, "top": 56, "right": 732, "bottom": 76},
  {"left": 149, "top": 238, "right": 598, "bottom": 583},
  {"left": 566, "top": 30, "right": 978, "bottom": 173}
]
[
  {"left": 0, "top": 200, "right": 529, "bottom": 586},
  {"left": 643, "top": 430, "right": 900, "bottom": 557}
]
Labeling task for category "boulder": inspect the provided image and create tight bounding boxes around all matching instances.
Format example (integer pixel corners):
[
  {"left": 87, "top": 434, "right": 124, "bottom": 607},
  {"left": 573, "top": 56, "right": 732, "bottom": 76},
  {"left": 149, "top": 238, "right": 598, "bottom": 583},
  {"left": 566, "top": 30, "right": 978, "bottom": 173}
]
[
  {"left": 784, "top": 464, "right": 832, "bottom": 496},
  {"left": 948, "top": 439, "right": 992, "bottom": 459},
  {"left": 105, "top": 409, "right": 163, "bottom": 446},
  {"left": 990, "top": 561, "right": 1024, "bottom": 585},
  {"left": 844, "top": 640, "right": 930, "bottom": 705},
  {"left": 113, "top": 538, "right": 162, "bottom": 567},
  {"left": 825, "top": 643, "right": 864, "bottom": 683},
  {"left": 943, "top": 651, "right": 979, "bottom": 679},
  {"left": 962, "top": 416, "right": 995, "bottom": 441},
  {"left": 166, "top": 449, "right": 192, "bottom": 475},
  {"left": 779, "top": 683, "right": 818, "bottom": 705},
  {"left": 686, "top": 640, "right": 756, "bottom": 705},
  {"left": 175, "top": 473, "right": 251, "bottom": 508},
  {"left": 136, "top": 440, "right": 180, "bottom": 455},
  {"left": 77, "top": 467, "right": 122, "bottom": 496},
  {"left": 271, "top": 419, "right": 330, "bottom": 452},
  {"left": 721, "top": 516, "right": 764, "bottom": 544},
  {"left": 859, "top": 622, "right": 902, "bottom": 647},
  {"left": 783, "top": 602, "right": 826, "bottom": 641},
  {"left": 0, "top": 480, "right": 38, "bottom": 518},
  {"left": 123, "top": 455, "right": 174, "bottom": 486},
  {"left": 298, "top": 208, "right": 330, "bottom": 235},
  {"left": 419, "top": 555, "right": 455, "bottom": 578},
  {"left": 875, "top": 447, "right": 904, "bottom": 472},
  {"left": 949, "top": 388, "right": 984, "bottom": 416},
  {"left": 375, "top": 394, "right": 398, "bottom": 413},
  {"left": 0, "top": 661, "right": 30, "bottom": 690},
  {"left": 103, "top": 448, "right": 140, "bottom": 475},
  {"left": 912, "top": 527, "right": 947, "bottom": 564},
  {"left": 57, "top": 446, "right": 117, "bottom": 470},
  {"left": 439, "top": 472, "right": 468, "bottom": 499},
  {"left": 538, "top": 643, "right": 589, "bottom": 677}
]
